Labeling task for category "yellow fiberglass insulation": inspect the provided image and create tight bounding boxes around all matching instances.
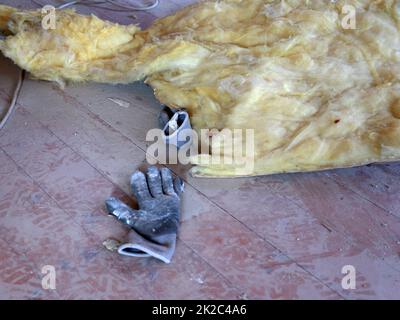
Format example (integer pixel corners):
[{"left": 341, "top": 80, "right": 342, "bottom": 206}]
[{"left": 1, "top": 0, "right": 400, "bottom": 177}]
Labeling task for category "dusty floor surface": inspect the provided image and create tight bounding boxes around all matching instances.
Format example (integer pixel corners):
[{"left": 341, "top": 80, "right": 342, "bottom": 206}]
[{"left": 0, "top": 0, "right": 400, "bottom": 299}]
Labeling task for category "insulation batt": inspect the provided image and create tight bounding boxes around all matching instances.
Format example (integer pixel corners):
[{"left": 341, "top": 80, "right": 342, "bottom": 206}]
[{"left": 1, "top": 0, "right": 400, "bottom": 177}]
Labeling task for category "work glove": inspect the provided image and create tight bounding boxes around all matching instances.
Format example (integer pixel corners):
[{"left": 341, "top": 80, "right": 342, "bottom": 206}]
[
  {"left": 158, "top": 105, "right": 176, "bottom": 129},
  {"left": 158, "top": 105, "right": 192, "bottom": 149},
  {"left": 105, "top": 166, "right": 184, "bottom": 264}
]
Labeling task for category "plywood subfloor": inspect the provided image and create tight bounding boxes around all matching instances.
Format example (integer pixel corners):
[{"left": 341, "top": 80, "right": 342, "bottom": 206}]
[{"left": 0, "top": 0, "right": 399, "bottom": 299}]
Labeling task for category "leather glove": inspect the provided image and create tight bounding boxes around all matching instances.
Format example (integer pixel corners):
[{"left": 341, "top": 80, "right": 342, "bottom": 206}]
[{"left": 105, "top": 166, "right": 184, "bottom": 264}]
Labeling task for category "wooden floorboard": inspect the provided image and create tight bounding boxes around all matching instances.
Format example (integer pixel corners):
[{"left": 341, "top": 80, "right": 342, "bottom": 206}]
[
  {"left": 0, "top": 70, "right": 342, "bottom": 299},
  {"left": 0, "top": 0, "right": 399, "bottom": 299}
]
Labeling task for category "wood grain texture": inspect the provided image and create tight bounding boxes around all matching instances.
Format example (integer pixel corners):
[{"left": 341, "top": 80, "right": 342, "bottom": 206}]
[{"left": 0, "top": 0, "right": 399, "bottom": 299}]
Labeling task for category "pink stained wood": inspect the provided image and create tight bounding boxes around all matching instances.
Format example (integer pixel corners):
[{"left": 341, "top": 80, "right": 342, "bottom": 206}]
[{"left": 0, "top": 0, "right": 399, "bottom": 300}]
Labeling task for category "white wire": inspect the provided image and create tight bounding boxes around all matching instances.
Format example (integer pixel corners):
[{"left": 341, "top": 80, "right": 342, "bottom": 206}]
[
  {"left": 32, "top": 0, "right": 159, "bottom": 11},
  {"left": 0, "top": 0, "right": 159, "bottom": 130},
  {"left": 0, "top": 70, "right": 25, "bottom": 130}
]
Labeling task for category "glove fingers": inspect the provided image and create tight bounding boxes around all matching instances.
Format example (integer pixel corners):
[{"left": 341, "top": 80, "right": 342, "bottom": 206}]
[
  {"left": 106, "top": 197, "right": 144, "bottom": 229},
  {"left": 146, "top": 166, "right": 163, "bottom": 197},
  {"left": 105, "top": 197, "right": 130, "bottom": 216},
  {"left": 174, "top": 176, "right": 184, "bottom": 196},
  {"left": 130, "top": 171, "right": 151, "bottom": 202},
  {"left": 105, "top": 197, "right": 141, "bottom": 227},
  {"left": 161, "top": 167, "right": 175, "bottom": 195}
]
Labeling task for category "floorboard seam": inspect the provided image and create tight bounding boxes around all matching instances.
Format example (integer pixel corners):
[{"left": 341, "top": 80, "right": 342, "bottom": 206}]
[
  {"left": 11, "top": 105, "right": 246, "bottom": 299},
  {"left": 325, "top": 174, "right": 400, "bottom": 220}
]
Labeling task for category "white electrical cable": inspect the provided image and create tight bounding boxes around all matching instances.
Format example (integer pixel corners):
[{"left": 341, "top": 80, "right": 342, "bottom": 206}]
[
  {"left": 0, "top": 0, "right": 159, "bottom": 130},
  {"left": 32, "top": 0, "right": 159, "bottom": 11},
  {"left": 107, "top": 0, "right": 159, "bottom": 10},
  {"left": 0, "top": 70, "right": 25, "bottom": 130}
]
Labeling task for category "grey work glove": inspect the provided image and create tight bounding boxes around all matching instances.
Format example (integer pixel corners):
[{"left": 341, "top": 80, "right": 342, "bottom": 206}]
[
  {"left": 158, "top": 105, "right": 176, "bottom": 129},
  {"left": 105, "top": 166, "right": 184, "bottom": 264},
  {"left": 159, "top": 105, "right": 192, "bottom": 149}
]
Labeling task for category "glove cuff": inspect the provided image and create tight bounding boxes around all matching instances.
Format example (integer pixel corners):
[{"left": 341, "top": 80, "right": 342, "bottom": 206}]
[{"left": 117, "top": 229, "right": 177, "bottom": 264}]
